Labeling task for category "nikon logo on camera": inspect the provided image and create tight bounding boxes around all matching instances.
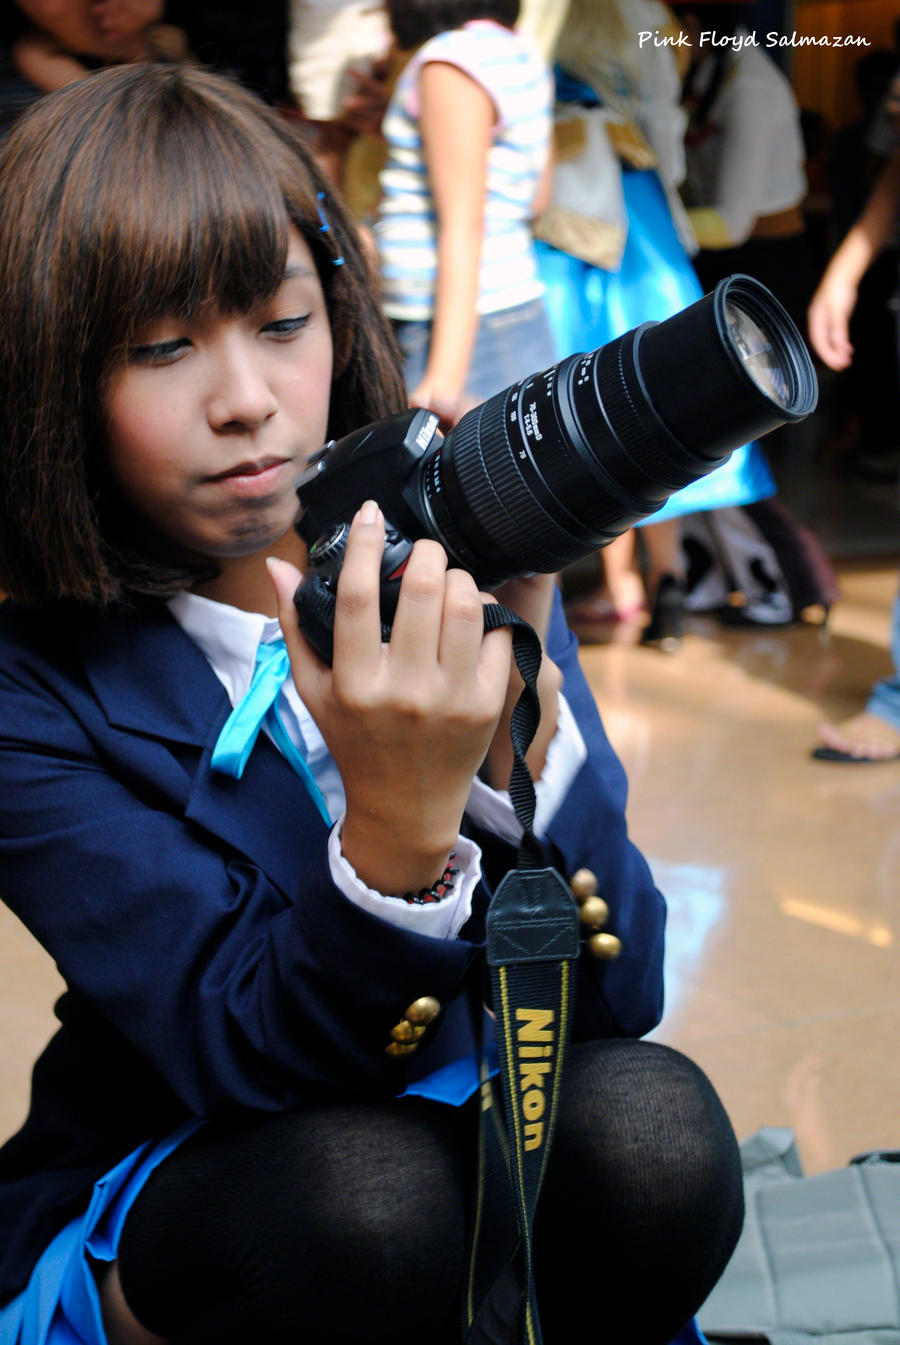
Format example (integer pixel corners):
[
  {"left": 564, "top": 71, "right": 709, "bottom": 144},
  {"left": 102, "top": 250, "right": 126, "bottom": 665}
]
[{"left": 515, "top": 1007, "right": 555, "bottom": 1151}]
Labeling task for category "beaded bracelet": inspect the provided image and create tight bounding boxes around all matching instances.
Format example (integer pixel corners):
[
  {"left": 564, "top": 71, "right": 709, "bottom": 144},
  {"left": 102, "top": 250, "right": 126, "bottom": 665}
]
[{"left": 401, "top": 852, "right": 459, "bottom": 905}]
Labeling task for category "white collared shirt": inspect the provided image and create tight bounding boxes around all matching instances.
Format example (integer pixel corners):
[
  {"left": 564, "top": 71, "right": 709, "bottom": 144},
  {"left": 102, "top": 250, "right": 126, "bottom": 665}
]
[{"left": 169, "top": 590, "right": 586, "bottom": 939}]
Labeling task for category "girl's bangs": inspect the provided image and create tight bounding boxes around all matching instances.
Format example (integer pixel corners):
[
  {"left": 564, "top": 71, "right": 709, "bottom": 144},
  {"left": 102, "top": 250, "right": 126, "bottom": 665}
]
[{"left": 81, "top": 82, "right": 329, "bottom": 339}]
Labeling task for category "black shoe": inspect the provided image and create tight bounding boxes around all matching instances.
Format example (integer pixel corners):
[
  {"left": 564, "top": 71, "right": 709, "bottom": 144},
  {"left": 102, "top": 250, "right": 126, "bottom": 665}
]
[{"left": 641, "top": 575, "right": 685, "bottom": 651}]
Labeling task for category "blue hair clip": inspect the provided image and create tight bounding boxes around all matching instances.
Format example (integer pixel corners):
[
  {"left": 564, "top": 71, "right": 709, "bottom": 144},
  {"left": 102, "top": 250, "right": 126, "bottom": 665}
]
[{"left": 316, "top": 192, "right": 345, "bottom": 267}]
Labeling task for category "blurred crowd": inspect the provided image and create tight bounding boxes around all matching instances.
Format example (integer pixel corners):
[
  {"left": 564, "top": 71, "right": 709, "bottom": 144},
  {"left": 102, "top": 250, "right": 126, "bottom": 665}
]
[{"left": 0, "top": 0, "right": 898, "bottom": 752}]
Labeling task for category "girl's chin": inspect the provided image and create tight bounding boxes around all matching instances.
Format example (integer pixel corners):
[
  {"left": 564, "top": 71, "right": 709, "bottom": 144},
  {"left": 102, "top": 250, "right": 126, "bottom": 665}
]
[
  {"left": 201, "top": 503, "right": 302, "bottom": 557},
  {"left": 213, "top": 520, "right": 304, "bottom": 563}
]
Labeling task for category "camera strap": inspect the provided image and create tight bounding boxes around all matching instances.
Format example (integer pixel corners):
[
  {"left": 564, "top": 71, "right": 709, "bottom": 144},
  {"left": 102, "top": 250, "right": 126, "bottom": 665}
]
[{"left": 465, "top": 605, "right": 581, "bottom": 1345}]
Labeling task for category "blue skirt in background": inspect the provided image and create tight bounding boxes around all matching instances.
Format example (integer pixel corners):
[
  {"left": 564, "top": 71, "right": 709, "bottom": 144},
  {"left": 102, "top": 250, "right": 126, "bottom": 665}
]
[{"left": 535, "top": 169, "right": 775, "bottom": 523}]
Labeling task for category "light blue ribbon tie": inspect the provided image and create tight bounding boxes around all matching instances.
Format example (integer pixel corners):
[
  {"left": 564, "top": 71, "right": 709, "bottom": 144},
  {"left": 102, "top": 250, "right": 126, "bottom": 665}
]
[{"left": 210, "top": 637, "right": 331, "bottom": 825}]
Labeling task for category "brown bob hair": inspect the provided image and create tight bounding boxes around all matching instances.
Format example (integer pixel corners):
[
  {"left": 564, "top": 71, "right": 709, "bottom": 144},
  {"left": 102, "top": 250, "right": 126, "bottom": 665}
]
[{"left": 0, "top": 63, "right": 407, "bottom": 606}]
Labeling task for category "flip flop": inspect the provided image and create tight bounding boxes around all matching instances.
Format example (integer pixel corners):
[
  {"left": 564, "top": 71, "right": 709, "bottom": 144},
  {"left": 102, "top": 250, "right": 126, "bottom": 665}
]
[{"left": 811, "top": 745, "right": 900, "bottom": 763}]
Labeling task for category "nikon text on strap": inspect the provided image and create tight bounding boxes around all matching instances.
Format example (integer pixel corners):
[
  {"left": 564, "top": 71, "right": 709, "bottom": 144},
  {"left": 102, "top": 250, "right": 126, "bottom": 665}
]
[{"left": 464, "top": 604, "right": 581, "bottom": 1345}]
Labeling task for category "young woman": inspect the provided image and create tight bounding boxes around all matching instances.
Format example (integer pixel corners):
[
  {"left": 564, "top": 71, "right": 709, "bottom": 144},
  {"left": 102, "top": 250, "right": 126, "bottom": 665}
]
[
  {"left": 374, "top": 0, "right": 556, "bottom": 423},
  {"left": 0, "top": 64, "right": 742, "bottom": 1345}
]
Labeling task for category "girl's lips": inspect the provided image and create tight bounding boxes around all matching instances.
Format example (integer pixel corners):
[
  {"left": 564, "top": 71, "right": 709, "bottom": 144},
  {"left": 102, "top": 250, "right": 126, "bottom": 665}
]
[{"left": 208, "top": 458, "right": 292, "bottom": 497}]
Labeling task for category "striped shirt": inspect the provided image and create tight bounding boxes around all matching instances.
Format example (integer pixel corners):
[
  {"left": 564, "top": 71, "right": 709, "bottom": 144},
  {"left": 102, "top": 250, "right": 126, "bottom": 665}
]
[{"left": 375, "top": 20, "right": 552, "bottom": 320}]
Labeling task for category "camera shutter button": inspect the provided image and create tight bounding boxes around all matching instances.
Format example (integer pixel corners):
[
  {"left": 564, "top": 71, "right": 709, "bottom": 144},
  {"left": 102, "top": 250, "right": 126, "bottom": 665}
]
[{"left": 307, "top": 523, "right": 350, "bottom": 582}]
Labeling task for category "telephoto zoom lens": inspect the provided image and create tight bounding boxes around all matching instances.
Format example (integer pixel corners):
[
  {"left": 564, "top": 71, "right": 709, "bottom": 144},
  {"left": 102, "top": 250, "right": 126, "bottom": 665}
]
[{"left": 415, "top": 275, "right": 817, "bottom": 587}]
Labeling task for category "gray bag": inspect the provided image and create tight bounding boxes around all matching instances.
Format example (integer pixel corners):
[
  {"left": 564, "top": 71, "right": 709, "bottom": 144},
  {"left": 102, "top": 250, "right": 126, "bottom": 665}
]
[{"left": 699, "top": 1128, "right": 900, "bottom": 1345}]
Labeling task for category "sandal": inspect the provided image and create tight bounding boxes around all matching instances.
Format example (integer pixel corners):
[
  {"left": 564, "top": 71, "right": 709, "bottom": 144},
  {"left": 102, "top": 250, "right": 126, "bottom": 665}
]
[{"left": 811, "top": 712, "right": 900, "bottom": 763}]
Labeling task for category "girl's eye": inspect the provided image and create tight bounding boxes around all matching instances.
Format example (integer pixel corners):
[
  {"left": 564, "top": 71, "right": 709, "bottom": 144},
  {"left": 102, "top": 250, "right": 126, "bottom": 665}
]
[
  {"left": 262, "top": 314, "right": 312, "bottom": 338},
  {"left": 130, "top": 338, "right": 191, "bottom": 365}
]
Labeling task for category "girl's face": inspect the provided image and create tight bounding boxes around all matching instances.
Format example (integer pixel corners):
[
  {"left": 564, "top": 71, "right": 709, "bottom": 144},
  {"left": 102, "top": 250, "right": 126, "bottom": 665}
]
[{"left": 104, "top": 227, "right": 333, "bottom": 569}]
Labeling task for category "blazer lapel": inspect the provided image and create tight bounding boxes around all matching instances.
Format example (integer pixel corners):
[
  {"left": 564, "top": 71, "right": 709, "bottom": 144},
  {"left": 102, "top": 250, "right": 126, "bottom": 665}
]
[
  {"left": 77, "top": 603, "right": 330, "bottom": 897},
  {"left": 76, "top": 601, "right": 225, "bottom": 746}
]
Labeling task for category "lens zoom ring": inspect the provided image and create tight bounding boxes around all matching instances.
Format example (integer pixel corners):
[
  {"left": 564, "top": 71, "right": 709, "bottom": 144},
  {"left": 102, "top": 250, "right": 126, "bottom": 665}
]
[
  {"left": 450, "top": 396, "right": 579, "bottom": 570},
  {"left": 595, "top": 343, "right": 697, "bottom": 493}
]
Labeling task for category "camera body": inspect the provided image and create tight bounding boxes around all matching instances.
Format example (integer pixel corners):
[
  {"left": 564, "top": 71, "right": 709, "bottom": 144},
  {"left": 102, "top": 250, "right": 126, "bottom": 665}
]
[
  {"left": 294, "top": 276, "right": 818, "bottom": 661},
  {"left": 294, "top": 409, "right": 446, "bottom": 662},
  {"left": 296, "top": 406, "right": 446, "bottom": 563}
]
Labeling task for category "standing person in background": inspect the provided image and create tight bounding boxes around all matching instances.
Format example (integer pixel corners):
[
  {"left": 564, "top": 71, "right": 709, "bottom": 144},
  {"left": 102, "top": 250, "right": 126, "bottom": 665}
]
[
  {"left": 667, "top": 0, "right": 836, "bottom": 635},
  {"left": 676, "top": 2, "right": 814, "bottom": 333},
  {"left": 532, "top": 0, "right": 775, "bottom": 647},
  {"left": 826, "top": 48, "right": 900, "bottom": 484},
  {"left": 808, "top": 138, "right": 900, "bottom": 763},
  {"left": 285, "top": 0, "right": 393, "bottom": 185},
  {"left": 374, "top": 0, "right": 556, "bottom": 425}
]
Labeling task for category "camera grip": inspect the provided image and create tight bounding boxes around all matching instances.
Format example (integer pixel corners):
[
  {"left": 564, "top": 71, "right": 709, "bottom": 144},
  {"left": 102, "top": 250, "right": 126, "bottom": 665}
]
[{"left": 293, "top": 523, "right": 413, "bottom": 665}]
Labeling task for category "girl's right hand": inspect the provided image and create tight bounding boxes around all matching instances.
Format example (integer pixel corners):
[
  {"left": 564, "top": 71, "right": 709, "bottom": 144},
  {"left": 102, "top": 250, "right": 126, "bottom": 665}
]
[{"left": 268, "top": 502, "right": 513, "bottom": 897}]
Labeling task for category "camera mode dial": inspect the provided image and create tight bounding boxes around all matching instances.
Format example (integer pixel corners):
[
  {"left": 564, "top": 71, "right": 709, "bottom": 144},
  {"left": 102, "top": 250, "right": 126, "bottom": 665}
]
[{"left": 295, "top": 522, "right": 415, "bottom": 665}]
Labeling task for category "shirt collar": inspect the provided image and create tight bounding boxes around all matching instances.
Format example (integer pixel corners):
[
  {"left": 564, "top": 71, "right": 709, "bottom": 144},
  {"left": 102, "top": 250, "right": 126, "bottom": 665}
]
[{"left": 168, "top": 590, "right": 281, "bottom": 706}]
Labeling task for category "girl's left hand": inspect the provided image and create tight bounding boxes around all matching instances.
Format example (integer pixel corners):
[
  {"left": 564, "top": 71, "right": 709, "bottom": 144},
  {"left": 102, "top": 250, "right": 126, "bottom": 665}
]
[
  {"left": 481, "top": 572, "right": 562, "bottom": 792},
  {"left": 408, "top": 379, "right": 463, "bottom": 433}
]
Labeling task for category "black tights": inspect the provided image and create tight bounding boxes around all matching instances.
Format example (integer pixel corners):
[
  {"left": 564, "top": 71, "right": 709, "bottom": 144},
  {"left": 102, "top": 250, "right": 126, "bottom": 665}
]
[{"left": 116, "top": 1041, "right": 744, "bottom": 1345}]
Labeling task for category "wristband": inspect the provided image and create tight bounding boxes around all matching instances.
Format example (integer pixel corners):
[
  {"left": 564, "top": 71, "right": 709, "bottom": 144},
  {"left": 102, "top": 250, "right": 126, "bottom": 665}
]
[{"left": 400, "top": 852, "right": 459, "bottom": 905}]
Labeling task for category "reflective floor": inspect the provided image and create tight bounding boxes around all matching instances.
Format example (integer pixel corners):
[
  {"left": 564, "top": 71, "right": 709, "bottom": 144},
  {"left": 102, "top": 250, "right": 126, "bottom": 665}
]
[
  {"left": 1, "top": 556, "right": 899, "bottom": 1173},
  {"left": 580, "top": 555, "right": 900, "bottom": 1174}
]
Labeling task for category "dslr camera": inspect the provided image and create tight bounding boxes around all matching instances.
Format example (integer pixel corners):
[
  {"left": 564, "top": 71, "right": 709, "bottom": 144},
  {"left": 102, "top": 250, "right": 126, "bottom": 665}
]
[{"left": 294, "top": 275, "right": 817, "bottom": 661}]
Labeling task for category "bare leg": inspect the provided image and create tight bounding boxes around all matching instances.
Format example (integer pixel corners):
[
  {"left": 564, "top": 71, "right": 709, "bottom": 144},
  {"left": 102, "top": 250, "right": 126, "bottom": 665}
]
[
  {"left": 602, "top": 531, "right": 647, "bottom": 613},
  {"left": 565, "top": 532, "right": 645, "bottom": 624},
  {"left": 640, "top": 519, "right": 684, "bottom": 602},
  {"left": 640, "top": 520, "right": 686, "bottom": 651}
]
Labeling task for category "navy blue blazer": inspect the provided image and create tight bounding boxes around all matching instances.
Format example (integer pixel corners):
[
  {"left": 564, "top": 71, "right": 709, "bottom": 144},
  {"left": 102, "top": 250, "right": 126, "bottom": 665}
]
[{"left": 0, "top": 591, "right": 665, "bottom": 1301}]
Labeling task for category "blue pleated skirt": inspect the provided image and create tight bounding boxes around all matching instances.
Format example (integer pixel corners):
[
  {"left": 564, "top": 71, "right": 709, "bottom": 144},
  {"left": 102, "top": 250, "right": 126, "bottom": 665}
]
[
  {"left": 535, "top": 169, "right": 775, "bottom": 522},
  {"left": 1, "top": 1044, "right": 706, "bottom": 1345},
  {"left": 0, "top": 1122, "right": 202, "bottom": 1345},
  {"left": 0, "top": 1054, "right": 492, "bottom": 1345}
]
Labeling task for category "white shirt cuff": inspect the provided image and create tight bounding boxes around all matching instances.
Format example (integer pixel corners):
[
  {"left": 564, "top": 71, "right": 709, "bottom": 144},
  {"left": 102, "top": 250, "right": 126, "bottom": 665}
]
[
  {"left": 328, "top": 823, "right": 482, "bottom": 940},
  {"left": 465, "top": 693, "right": 587, "bottom": 847}
]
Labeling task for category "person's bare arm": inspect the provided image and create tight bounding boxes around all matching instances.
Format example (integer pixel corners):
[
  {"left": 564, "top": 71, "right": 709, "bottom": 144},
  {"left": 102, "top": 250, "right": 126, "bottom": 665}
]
[
  {"left": 409, "top": 60, "right": 494, "bottom": 423},
  {"left": 531, "top": 133, "right": 554, "bottom": 218},
  {"left": 808, "top": 147, "right": 900, "bottom": 370}
]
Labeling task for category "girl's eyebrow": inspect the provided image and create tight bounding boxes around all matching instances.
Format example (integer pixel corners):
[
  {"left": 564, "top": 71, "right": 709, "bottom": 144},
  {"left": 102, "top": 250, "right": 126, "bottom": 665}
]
[{"left": 283, "top": 264, "right": 315, "bottom": 280}]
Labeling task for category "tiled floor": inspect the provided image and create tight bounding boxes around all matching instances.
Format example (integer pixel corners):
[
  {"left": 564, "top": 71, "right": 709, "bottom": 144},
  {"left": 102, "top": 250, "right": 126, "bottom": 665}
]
[{"left": 1, "top": 556, "right": 899, "bottom": 1174}]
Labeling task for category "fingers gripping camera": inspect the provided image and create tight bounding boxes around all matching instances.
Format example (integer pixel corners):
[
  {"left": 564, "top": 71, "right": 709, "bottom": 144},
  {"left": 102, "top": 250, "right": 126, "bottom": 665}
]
[{"left": 296, "top": 522, "right": 414, "bottom": 665}]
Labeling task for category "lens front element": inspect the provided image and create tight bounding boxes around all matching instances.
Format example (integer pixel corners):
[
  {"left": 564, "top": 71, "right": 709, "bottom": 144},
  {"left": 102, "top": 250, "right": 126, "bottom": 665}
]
[{"left": 724, "top": 298, "right": 790, "bottom": 408}]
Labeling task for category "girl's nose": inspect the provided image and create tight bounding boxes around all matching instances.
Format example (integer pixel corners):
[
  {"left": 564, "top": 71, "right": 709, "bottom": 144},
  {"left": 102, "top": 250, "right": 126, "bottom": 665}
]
[{"left": 206, "top": 341, "right": 278, "bottom": 432}]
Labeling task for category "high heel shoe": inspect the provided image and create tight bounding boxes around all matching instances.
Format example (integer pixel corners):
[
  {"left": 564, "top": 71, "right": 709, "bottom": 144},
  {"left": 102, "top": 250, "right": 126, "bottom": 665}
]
[{"left": 640, "top": 574, "right": 685, "bottom": 652}]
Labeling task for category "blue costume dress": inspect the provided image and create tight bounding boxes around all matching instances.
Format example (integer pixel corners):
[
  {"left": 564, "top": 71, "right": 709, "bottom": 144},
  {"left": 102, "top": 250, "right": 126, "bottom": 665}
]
[{"left": 535, "top": 72, "right": 775, "bottom": 524}]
